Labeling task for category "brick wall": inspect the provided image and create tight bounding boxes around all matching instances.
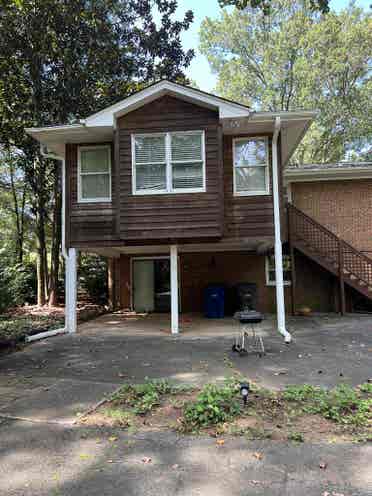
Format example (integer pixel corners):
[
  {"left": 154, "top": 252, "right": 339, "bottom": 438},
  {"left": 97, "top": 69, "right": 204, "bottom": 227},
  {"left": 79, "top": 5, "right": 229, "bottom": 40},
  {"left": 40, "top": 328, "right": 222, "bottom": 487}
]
[
  {"left": 117, "top": 251, "right": 335, "bottom": 314},
  {"left": 292, "top": 179, "right": 372, "bottom": 254}
]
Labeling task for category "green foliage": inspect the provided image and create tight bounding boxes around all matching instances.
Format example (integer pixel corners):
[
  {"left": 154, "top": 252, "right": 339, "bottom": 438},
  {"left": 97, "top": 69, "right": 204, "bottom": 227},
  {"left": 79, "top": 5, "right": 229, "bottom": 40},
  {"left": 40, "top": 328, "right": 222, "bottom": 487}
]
[
  {"left": 218, "top": 0, "right": 329, "bottom": 14},
  {"left": 181, "top": 378, "right": 241, "bottom": 431},
  {"left": 0, "top": 260, "right": 36, "bottom": 313},
  {"left": 283, "top": 384, "right": 372, "bottom": 426},
  {"left": 360, "top": 383, "right": 372, "bottom": 394},
  {"left": 111, "top": 379, "right": 174, "bottom": 415},
  {"left": 101, "top": 407, "right": 133, "bottom": 427},
  {"left": 288, "top": 431, "right": 304, "bottom": 443},
  {"left": 200, "top": 1, "right": 371, "bottom": 162},
  {"left": 78, "top": 254, "right": 108, "bottom": 305},
  {"left": 0, "top": 314, "right": 64, "bottom": 341}
]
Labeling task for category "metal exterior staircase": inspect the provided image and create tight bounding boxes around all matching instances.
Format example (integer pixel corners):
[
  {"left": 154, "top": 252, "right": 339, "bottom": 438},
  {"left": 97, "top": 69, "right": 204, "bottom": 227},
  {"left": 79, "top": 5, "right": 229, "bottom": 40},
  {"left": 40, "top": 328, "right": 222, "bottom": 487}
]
[{"left": 288, "top": 203, "right": 372, "bottom": 308}]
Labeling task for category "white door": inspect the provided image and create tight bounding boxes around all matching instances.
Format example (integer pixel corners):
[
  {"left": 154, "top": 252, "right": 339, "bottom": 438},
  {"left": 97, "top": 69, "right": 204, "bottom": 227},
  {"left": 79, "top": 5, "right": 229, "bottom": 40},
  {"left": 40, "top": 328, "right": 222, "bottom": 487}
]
[{"left": 133, "top": 260, "right": 155, "bottom": 312}]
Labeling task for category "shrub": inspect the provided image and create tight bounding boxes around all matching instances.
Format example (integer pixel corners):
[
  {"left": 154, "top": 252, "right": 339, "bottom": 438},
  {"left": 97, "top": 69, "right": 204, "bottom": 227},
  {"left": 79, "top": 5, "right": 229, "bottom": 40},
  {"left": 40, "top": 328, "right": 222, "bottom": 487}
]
[
  {"left": 181, "top": 378, "right": 241, "bottom": 431},
  {"left": 0, "top": 261, "right": 37, "bottom": 313},
  {"left": 78, "top": 254, "right": 108, "bottom": 304}
]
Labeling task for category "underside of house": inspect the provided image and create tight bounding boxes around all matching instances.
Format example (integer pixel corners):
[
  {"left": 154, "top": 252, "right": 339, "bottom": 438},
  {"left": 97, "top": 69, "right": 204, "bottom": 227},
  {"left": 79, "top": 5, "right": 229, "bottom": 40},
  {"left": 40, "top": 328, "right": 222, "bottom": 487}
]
[{"left": 26, "top": 81, "right": 372, "bottom": 337}]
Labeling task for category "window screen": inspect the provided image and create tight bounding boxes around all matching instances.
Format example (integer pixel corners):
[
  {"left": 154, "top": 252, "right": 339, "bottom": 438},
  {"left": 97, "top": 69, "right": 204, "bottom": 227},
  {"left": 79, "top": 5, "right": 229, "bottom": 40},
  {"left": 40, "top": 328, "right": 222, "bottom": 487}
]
[
  {"left": 233, "top": 138, "right": 269, "bottom": 195},
  {"left": 79, "top": 146, "right": 111, "bottom": 201}
]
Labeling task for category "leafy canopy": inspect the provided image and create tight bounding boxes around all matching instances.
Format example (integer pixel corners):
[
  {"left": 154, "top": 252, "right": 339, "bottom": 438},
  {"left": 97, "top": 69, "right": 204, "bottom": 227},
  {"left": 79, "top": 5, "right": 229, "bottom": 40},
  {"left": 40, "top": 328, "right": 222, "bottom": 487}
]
[
  {"left": 200, "top": 1, "right": 371, "bottom": 163},
  {"left": 218, "top": 0, "right": 330, "bottom": 14}
]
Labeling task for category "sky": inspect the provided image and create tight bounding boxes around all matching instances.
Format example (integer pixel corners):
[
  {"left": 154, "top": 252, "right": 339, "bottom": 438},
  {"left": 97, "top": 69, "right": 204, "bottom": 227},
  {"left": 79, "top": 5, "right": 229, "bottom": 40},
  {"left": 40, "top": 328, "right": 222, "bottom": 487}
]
[{"left": 172, "top": 0, "right": 370, "bottom": 92}]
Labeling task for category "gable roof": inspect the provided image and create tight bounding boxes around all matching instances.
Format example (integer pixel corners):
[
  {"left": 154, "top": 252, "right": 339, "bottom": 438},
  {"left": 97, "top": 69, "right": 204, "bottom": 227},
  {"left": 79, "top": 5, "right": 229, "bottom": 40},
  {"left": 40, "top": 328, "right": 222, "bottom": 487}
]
[
  {"left": 26, "top": 79, "right": 317, "bottom": 165},
  {"left": 84, "top": 79, "right": 251, "bottom": 127}
]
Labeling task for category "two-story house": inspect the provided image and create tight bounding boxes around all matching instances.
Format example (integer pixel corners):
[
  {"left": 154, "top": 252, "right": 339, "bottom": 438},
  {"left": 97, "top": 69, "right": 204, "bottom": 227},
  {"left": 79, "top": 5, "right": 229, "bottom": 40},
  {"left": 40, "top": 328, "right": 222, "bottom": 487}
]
[{"left": 26, "top": 81, "right": 372, "bottom": 340}]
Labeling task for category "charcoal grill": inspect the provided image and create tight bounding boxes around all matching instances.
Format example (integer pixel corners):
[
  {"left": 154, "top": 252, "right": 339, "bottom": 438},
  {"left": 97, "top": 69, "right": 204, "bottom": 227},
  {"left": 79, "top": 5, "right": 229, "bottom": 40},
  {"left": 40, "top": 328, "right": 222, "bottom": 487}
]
[{"left": 232, "top": 284, "right": 265, "bottom": 356}]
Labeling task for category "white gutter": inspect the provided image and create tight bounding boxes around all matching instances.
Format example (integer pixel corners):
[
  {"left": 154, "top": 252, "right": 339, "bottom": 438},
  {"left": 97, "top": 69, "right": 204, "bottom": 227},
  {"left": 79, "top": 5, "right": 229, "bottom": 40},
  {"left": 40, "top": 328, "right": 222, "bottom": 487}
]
[
  {"left": 272, "top": 117, "right": 292, "bottom": 343},
  {"left": 284, "top": 165, "right": 372, "bottom": 183}
]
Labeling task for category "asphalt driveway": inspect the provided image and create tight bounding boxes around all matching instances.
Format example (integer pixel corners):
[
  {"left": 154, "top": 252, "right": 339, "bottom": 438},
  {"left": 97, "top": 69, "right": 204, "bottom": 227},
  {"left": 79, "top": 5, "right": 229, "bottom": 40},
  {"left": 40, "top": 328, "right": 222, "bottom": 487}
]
[{"left": 0, "top": 312, "right": 371, "bottom": 495}]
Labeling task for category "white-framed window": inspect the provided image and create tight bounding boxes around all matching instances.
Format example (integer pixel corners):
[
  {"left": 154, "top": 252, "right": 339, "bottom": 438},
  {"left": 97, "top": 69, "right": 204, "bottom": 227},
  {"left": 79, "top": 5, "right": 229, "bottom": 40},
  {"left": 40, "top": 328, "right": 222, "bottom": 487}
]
[
  {"left": 132, "top": 130, "right": 206, "bottom": 195},
  {"left": 78, "top": 145, "right": 111, "bottom": 202},
  {"left": 265, "top": 254, "right": 292, "bottom": 286},
  {"left": 233, "top": 136, "right": 270, "bottom": 196}
]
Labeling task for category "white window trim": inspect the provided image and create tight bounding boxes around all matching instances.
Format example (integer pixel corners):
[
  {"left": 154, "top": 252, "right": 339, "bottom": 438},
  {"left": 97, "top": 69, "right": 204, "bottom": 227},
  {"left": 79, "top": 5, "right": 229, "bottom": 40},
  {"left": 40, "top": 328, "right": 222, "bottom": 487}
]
[
  {"left": 131, "top": 130, "right": 206, "bottom": 195},
  {"left": 77, "top": 145, "right": 112, "bottom": 203},
  {"left": 233, "top": 136, "right": 270, "bottom": 197},
  {"left": 265, "top": 255, "right": 291, "bottom": 287}
]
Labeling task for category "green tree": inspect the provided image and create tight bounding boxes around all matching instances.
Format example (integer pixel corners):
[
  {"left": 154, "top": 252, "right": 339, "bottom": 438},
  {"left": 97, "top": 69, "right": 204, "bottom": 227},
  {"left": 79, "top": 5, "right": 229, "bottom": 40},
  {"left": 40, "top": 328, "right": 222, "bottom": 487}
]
[
  {"left": 200, "top": 1, "right": 371, "bottom": 163},
  {"left": 218, "top": 0, "right": 330, "bottom": 14},
  {"left": 0, "top": 0, "right": 194, "bottom": 305}
]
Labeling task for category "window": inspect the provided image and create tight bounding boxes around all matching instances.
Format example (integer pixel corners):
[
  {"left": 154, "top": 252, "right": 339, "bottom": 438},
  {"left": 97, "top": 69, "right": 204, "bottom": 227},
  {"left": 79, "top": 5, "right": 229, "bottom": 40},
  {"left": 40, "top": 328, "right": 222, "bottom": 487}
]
[
  {"left": 78, "top": 145, "right": 111, "bottom": 202},
  {"left": 233, "top": 137, "right": 269, "bottom": 196},
  {"left": 266, "top": 254, "right": 291, "bottom": 286},
  {"left": 132, "top": 131, "right": 205, "bottom": 194}
]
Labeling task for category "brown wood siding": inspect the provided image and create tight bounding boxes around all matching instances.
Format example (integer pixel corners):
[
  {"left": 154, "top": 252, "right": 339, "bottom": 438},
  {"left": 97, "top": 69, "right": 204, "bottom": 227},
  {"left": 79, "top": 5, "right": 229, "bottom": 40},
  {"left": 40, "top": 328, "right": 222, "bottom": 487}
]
[
  {"left": 66, "top": 143, "right": 117, "bottom": 246},
  {"left": 117, "top": 95, "right": 222, "bottom": 241},
  {"left": 223, "top": 135, "right": 275, "bottom": 240}
]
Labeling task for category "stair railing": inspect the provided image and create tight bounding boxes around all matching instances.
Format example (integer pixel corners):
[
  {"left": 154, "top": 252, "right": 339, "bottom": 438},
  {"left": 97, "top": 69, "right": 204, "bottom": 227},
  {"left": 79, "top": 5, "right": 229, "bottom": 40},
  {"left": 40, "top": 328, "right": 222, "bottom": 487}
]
[{"left": 288, "top": 203, "right": 372, "bottom": 289}]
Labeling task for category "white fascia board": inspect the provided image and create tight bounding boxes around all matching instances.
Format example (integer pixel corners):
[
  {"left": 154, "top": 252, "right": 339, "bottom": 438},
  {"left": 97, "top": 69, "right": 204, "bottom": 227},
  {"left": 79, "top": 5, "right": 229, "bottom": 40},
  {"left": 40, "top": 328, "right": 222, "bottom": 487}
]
[
  {"left": 85, "top": 80, "right": 251, "bottom": 127},
  {"left": 284, "top": 167, "right": 372, "bottom": 184}
]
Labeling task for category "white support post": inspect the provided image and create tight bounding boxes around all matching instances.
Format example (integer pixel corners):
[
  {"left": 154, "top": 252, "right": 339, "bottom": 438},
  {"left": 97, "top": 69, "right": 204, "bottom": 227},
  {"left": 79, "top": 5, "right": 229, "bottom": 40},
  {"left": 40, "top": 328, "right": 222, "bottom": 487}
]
[
  {"left": 65, "top": 247, "right": 77, "bottom": 334},
  {"left": 170, "top": 245, "right": 179, "bottom": 334},
  {"left": 272, "top": 117, "right": 292, "bottom": 343}
]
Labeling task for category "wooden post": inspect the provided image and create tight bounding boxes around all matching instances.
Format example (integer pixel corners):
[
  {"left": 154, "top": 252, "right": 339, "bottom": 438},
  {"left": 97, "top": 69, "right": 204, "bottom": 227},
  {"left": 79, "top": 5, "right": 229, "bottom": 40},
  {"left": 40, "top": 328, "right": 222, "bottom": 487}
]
[{"left": 338, "top": 241, "right": 346, "bottom": 315}]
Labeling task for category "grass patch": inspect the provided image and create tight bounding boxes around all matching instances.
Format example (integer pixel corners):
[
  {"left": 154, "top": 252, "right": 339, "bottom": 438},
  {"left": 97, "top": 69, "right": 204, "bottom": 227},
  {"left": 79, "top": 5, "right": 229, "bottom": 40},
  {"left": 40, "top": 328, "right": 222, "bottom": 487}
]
[
  {"left": 179, "top": 378, "right": 241, "bottom": 432},
  {"left": 0, "top": 315, "right": 64, "bottom": 342},
  {"left": 283, "top": 383, "right": 372, "bottom": 427},
  {"left": 84, "top": 379, "right": 371, "bottom": 443},
  {"left": 288, "top": 431, "right": 305, "bottom": 443},
  {"left": 110, "top": 379, "right": 192, "bottom": 415}
]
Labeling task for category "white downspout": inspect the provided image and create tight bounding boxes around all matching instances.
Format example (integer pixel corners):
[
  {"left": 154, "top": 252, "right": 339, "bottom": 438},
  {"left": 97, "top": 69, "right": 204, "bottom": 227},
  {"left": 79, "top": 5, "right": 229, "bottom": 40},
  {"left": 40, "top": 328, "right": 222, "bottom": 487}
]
[
  {"left": 27, "top": 146, "right": 68, "bottom": 341},
  {"left": 272, "top": 117, "right": 292, "bottom": 343}
]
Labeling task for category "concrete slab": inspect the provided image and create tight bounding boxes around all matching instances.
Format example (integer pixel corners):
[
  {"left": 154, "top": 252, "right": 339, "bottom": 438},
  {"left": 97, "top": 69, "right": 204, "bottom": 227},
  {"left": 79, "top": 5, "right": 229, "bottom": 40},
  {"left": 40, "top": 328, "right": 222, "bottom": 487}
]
[
  {"left": 0, "top": 379, "right": 119, "bottom": 424},
  {"left": 0, "top": 420, "right": 371, "bottom": 496},
  {"left": 1, "top": 313, "right": 372, "bottom": 391}
]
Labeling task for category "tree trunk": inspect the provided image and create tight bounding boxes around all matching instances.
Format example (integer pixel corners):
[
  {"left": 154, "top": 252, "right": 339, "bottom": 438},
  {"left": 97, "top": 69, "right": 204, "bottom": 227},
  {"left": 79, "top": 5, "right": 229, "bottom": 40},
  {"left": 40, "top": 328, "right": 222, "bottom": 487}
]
[
  {"left": 35, "top": 193, "right": 48, "bottom": 306},
  {"left": 49, "top": 162, "right": 62, "bottom": 306}
]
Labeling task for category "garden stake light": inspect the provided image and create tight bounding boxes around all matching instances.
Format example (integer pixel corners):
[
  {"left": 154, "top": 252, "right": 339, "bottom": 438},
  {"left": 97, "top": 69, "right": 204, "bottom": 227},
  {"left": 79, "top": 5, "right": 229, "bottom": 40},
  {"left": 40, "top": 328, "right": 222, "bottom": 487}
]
[{"left": 240, "top": 382, "right": 250, "bottom": 406}]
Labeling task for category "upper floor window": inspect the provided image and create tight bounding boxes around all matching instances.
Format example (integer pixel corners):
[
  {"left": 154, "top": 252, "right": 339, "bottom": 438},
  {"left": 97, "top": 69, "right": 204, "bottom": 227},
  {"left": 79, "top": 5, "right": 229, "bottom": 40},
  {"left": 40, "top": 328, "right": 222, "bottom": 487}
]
[
  {"left": 78, "top": 145, "right": 111, "bottom": 202},
  {"left": 233, "top": 137, "right": 270, "bottom": 196},
  {"left": 132, "top": 131, "right": 205, "bottom": 195}
]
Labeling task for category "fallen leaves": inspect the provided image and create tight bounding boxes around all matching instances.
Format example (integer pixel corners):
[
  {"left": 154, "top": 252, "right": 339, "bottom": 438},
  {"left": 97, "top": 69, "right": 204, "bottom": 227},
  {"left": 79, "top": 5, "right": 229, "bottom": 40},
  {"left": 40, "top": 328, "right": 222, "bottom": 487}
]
[
  {"left": 319, "top": 461, "right": 328, "bottom": 469},
  {"left": 216, "top": 439, "right": 225, "bottom": 446},
  {"left": 253, "top": 452, "right": 263, "bottom": 460},
  {"left": 142, "top": 457, "right": 152, "bottom": 464},
  {"left": 108, "top": 436, "right": 118, "bottom": 442}
]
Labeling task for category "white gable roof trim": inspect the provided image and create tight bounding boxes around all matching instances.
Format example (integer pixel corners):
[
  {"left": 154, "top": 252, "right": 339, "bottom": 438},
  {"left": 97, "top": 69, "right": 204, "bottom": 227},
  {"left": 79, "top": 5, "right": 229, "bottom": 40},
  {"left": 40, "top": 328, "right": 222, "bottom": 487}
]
[{"left": 85, "top": 80, "right": 251, "bottom": 128}]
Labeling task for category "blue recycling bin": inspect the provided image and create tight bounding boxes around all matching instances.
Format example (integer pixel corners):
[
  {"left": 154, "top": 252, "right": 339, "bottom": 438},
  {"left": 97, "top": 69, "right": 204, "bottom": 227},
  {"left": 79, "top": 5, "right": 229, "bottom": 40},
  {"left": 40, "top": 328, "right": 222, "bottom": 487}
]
[{"left": 204, "top": 285, "right": 225, "bottom": 318}]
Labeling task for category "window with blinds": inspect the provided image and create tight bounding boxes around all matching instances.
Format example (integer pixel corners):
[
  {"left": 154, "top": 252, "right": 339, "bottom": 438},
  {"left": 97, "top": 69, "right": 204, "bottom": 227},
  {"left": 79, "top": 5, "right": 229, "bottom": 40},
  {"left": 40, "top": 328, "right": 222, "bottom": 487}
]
[
  {"left": 233, "top": 137, "right": 269, "bottom": 196},
  {"left": 78, "top": 145, "right": 111, "bottom": 202},
  {"left": 132, "top": 131, "right": 205, "bottom": 194}
]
